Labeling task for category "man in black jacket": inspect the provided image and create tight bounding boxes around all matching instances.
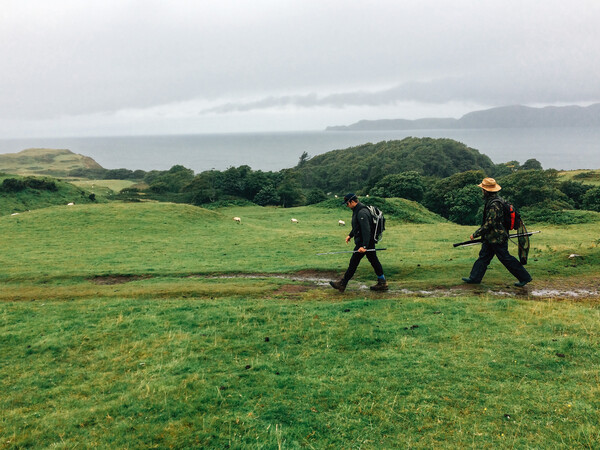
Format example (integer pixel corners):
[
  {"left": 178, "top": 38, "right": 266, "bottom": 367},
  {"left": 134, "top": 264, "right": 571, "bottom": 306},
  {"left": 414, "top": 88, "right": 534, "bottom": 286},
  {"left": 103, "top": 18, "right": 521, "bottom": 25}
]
[{"left": 330, "top": 193, "right": 388, "bottom": 292}]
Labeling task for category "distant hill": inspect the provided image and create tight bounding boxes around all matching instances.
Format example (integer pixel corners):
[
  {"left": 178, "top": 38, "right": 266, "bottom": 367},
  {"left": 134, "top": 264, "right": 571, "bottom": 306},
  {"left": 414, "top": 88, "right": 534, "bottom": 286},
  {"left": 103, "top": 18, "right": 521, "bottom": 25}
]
[
  {"left": 326, "top": 103, "right": 600, "bottom": 130},
  {"left": 0, "top": 148, "right": 104, "bottom": 177},
  {"left": 294, "top": 137, "right": 495, "bottom": 192}
]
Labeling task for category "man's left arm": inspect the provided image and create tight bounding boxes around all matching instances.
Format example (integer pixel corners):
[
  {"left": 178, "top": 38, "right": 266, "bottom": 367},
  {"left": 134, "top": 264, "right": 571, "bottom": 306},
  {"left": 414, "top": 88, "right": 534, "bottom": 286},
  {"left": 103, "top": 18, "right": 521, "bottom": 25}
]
[{"left": 358, "top": 210, "right": 372, "bottom": 251}]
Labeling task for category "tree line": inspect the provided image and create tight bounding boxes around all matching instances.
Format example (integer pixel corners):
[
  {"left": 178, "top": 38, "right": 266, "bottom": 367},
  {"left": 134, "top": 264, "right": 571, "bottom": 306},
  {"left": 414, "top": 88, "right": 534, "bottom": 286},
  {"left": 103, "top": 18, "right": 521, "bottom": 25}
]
[{"left": 69, "top": 137, "right": 600, "bottom": 223}]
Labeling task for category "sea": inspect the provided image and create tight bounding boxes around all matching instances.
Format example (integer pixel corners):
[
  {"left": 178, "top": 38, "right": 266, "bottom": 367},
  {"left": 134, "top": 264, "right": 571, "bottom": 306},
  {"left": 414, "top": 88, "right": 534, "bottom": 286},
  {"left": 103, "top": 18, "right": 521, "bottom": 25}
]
[{"left": 0, "top": 127, "right": 599, "bottom": 173}]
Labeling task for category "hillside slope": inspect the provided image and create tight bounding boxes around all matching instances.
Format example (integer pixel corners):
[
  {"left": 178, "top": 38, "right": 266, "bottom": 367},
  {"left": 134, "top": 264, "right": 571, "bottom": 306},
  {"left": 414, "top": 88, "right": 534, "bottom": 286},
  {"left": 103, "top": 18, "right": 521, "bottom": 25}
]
[
  {"left": 295, "top": 137, "right": 495, "bottom": 192},
  {"left": 0, "top": 174, "right": 97, "bottom": 215},
  {"left": 0, "top": 148, "right": 103, "bottom": 177}
]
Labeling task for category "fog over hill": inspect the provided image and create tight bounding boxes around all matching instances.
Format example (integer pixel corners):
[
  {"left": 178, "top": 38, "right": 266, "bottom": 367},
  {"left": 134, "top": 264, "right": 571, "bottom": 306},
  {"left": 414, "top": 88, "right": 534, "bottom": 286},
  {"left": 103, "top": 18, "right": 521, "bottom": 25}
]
[{"left": 327, "top": 104, "right": 600, "bottom": 131}]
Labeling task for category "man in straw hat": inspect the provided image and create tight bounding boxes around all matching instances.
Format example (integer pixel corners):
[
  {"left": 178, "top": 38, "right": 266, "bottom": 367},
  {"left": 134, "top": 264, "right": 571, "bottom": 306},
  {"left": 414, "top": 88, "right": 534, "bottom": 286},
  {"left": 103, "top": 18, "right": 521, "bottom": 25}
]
[{"left": 462, "top": 178, "right": 532, "bottom": 287}]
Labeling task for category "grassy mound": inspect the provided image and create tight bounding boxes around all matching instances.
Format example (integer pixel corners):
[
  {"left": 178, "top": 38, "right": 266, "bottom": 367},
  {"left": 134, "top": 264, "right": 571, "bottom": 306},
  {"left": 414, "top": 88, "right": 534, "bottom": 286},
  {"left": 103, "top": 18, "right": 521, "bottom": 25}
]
[
  {"left": 315, "top": 196, "right": 447, "bottom": 224},
  {"left": 0, "top": 174, "right": 97, "bottom": 216}
]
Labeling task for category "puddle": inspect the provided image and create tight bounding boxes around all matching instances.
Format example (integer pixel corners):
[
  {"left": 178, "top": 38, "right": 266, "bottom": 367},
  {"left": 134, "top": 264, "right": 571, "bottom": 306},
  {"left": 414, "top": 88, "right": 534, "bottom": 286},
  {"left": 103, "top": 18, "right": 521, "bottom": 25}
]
[{"left": 90, "top": 272, "right": 600, "bottom": 299}]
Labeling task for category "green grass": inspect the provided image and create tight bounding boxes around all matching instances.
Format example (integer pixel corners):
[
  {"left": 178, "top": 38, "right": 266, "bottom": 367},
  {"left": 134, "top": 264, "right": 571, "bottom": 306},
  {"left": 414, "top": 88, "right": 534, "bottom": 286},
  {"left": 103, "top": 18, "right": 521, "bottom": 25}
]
[
  {"left": 558, "top": 169, "right": 600, "bottom": 186},
  {"left": 70, "top": 178, "right": 136, "bottom": 198},
  {"left": 2, "top": 295, "right": 599, "bottom": 448},
  {"left": 1, "top": 201, "right": 600, "bottom": 447},
  {"left": 0, "top": 201, "right": 598, "bottom": 291},
  {"left": 0, "top": 174, "right": 98, "bottom": 216}
]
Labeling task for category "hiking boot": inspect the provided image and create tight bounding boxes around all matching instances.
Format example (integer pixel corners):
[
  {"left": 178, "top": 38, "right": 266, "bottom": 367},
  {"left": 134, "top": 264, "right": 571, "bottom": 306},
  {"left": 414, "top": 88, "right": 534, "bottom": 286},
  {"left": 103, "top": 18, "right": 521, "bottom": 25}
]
[
  {"left": 462, "top": 277, "right": 480, "bottom": 284},
  {"left": 370, "top": 279, "right": 389, "bottom": 291},
  {"left": 514, "top": 277, "right": 532, "bottom": 287},
  {"left": 329, "top": 279, "right": 347, "bottom": 292}
]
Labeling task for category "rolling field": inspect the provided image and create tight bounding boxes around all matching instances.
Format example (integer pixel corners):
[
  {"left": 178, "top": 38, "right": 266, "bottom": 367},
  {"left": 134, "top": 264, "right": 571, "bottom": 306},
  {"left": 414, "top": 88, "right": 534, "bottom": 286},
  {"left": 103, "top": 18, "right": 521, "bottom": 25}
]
[{"left": 1, "top": 201, "right": 599, "bottom": 448}]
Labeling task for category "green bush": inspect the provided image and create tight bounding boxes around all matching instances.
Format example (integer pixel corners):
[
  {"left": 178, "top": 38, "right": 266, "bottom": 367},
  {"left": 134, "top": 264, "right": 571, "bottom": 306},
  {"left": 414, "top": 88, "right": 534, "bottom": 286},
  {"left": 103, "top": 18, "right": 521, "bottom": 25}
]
[
  {"left": 521, "top": 206, "right": 600, "bottom": 224},
  {"left": 371, "top": 171, "right": 424, "bottom": 202},
  {"left": 581, "top": 186, "right": 600, "bottom": 212},
  {"left": 445, "top": 185, "right": 483, "bottom": 225},
  {"left": 1, "top": 178, "right": 26, "bottom": 192},
  {"left": 305, "top": 188, "right": 327, "bottom": 205},
  {"left": 24, "top": 177, "right": 57, "bottom": 191},
  {"left": 559, "top": 180, "right": 592, "bottom": 209}
]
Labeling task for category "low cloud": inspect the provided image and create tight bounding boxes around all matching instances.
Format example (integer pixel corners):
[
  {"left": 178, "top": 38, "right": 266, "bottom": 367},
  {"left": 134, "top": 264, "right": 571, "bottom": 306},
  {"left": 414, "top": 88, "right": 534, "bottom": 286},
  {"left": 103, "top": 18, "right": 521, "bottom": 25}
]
[{"left": 201, "top": 76, "right": 600, "bottom": 116}]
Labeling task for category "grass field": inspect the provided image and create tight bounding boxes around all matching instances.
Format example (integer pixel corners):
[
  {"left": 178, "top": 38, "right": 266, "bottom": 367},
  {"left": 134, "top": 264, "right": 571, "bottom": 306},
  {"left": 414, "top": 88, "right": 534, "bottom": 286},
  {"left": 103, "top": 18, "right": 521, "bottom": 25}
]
[
  {"left": 558, "top": 169, "right": 600, "bottom": 186},
  {"left": 70, "top": 179, "right": 137, "bottom": 196},
  {"left": 1, "top": 201, "right": 599, "bottom": 448}
]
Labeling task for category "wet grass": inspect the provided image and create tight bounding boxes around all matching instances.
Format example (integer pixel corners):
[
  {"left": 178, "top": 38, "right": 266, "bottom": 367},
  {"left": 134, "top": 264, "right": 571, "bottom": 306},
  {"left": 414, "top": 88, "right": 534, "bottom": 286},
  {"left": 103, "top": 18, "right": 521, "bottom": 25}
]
[
  {"left": 1, "top": 295, "right": 599, "bottom": 448},
  {"left": 1, "top": 201, "right": 599, "bottom": 447}
]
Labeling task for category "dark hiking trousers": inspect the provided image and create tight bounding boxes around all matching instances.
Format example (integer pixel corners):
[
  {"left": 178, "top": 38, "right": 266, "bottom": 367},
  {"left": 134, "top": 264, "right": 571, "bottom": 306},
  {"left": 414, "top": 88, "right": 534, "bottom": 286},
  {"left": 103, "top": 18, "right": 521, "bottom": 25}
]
[
  {"left": 469, "top": 240, "right": 531, "bottom": 283},
  {"left": 343, "top": 244, "right": 384, "bottom": 283}
]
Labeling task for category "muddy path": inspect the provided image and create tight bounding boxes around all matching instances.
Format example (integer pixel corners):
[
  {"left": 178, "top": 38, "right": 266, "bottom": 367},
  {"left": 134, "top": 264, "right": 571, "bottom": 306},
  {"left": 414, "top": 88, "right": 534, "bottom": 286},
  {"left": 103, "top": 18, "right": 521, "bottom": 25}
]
[
  {"left": 201, "top": 270, "right": 600, "bottom": 300},
  {"left": 88, "top": 270, "right": 599, "bottom": 300}
]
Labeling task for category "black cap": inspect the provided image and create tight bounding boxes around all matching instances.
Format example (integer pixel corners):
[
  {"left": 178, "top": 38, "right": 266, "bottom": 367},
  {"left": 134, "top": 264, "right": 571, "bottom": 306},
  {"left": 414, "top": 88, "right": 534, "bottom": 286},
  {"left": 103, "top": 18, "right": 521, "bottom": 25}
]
[{"left": 342, "top": 193, "right": 357, "bottom": 205}]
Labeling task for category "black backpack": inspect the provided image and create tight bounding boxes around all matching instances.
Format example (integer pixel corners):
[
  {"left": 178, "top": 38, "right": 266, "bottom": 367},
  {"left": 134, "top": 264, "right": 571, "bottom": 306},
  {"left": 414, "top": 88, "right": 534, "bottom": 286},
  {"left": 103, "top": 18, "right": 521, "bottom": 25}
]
[{"left": 365, "top": 205, "right": 386, "bottom": 243}]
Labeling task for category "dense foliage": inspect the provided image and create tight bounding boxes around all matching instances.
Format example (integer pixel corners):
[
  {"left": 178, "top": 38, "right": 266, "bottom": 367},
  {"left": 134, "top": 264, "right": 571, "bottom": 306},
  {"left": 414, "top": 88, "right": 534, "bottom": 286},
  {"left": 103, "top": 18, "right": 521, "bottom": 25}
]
[
  {"left": 294, "top": 137, "right": 495, "bottom": 193},
  {"left": 5, "top": 137, "right": 599, "bottom": 224}
]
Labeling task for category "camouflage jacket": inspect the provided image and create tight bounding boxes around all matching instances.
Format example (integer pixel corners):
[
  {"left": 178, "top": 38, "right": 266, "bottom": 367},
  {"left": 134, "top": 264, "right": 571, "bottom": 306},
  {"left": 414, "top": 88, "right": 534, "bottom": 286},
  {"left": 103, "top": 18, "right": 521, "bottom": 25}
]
[{"left": 473, "top": 193, "right": 508, "bottom": 244}]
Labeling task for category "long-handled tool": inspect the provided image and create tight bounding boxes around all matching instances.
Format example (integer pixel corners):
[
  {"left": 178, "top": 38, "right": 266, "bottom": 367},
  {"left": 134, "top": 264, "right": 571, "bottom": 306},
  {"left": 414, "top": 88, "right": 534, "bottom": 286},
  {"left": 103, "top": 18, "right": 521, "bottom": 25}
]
[
  {"left": 453, "top": 231, "right": 540, "bottom": 248},
  {"left": 316, "top": 248, "right": 387, "bottom": 255}
]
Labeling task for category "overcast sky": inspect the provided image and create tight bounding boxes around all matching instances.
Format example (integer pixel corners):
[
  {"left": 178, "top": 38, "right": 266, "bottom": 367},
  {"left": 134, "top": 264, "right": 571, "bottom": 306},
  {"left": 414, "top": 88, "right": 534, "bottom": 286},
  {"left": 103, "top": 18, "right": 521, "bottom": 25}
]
[{"left": 1, "top": 0, "right": 599, "bottom": 137}]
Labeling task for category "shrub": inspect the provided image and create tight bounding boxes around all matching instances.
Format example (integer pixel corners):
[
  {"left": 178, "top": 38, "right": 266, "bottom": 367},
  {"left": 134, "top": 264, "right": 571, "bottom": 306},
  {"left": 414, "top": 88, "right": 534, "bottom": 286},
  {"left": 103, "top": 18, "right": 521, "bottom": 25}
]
[
  {"left": 24, "top": 177, "right": 58, "bottom": 191},
  {"left": 498, "top": 170, "right": 569, "bottom": 209},
  {"left": 371, "top": 171, "right": 424, "bottom": 202},
  {"left": 582, "top": 186, "right": 600, "bottom": 212},
  {"left": 306, "top": 188, "right": 327, "bottom": 205},
  {"left": 521, "top": 206, "right": 600, "bottom": 224},
  {"left": 253, "top": 185, "right": 280, "bottom": 206},
  {"left": 1, "top": 178, "right": 26, "bottom": 192},
  {"left": 445, "top": 185, "right": 483, "bottom": 225},
  {"left": 559, "top": 180, "right": 592, "bottom": 209}
]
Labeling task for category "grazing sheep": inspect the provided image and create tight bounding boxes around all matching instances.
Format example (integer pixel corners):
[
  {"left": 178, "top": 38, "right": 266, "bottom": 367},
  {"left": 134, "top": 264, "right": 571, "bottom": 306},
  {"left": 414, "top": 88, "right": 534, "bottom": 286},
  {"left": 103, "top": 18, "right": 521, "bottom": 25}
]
[
  {"left": 291, "top": 218, "right": 299, "bottom": 223},
  {"left": 67, "top": 202, "right": 75, "bottom": 206},
  {"left": 338, "top": 220, "right": 345, "bottom": 226},
  {"left": 233, "top": 216, "right": 242, "bottom": 224}
]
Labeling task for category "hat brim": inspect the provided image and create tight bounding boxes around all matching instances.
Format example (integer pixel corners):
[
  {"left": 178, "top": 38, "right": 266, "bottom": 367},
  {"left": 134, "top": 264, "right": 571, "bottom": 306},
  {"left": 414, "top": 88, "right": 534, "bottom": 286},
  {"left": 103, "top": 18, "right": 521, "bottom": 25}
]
[
  {"left": 478, "top": 183, "right": 501, "bottom": 192},
  {"left": 342, "top": 195, "right": 357, "bottom": 205}
]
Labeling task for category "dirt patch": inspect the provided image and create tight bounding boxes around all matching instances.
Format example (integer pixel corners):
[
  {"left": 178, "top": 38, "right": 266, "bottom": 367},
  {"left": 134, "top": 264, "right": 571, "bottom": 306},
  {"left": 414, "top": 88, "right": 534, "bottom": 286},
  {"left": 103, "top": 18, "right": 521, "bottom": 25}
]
[
  {"left": 273, "top": 284, "right": 316, "bottom": 295},
  {"left": 89, "top": 275, "right": 151, "bottom": 285},
  {"left": 293, "top": 269, "right": 339, "bottom": 279}
]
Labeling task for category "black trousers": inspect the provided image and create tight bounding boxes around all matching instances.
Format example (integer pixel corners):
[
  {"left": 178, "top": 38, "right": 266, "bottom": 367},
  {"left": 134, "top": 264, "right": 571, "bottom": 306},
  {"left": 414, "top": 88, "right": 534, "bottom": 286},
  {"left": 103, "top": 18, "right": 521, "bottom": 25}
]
[
  {"left": 469, "top": 240, "right": 531, "bottom": 283},
  {"left": 343, "top": 243, "right": 384, "bottom": 283}
]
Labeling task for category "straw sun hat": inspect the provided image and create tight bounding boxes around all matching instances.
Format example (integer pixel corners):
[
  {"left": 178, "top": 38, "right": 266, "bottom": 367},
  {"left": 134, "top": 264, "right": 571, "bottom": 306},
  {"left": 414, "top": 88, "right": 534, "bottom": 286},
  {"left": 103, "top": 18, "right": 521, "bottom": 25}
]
[{"left": 478, "top": 177, "right": 502, "bottom": 192}]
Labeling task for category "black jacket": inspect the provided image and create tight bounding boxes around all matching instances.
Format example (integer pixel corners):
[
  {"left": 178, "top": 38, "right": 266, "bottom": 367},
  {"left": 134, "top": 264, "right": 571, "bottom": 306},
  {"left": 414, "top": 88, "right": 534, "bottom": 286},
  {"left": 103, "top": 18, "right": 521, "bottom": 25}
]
[{"left": 349, "top": 203, "right": 373, "bottom": 248}]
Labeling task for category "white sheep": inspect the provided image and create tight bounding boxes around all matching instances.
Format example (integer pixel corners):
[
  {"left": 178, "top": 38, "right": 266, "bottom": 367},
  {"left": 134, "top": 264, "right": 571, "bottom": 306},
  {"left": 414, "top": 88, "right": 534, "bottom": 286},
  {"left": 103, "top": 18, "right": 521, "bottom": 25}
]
[
  {"left": 67, "top": 202, "right": 75, "bottom": 206},
  {"left": 291, "top": 218, "right": 299, "bottom": 223},
  {"left": 338, "top": 220, "right": 345, "bottom": 226},
  {"left": 233, "top": 216, "right": 242, "bottom": 224}
]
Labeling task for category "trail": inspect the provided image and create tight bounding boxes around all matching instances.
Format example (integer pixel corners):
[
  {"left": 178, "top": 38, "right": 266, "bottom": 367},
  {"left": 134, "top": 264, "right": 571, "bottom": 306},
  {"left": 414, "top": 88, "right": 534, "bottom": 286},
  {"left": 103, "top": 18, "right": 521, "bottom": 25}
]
[
  {"left": 88, "top": 271, "right": 600, "bottom": 300},
  {"left": 205, "top": 271, "right": 600, "bottom": 300}
]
